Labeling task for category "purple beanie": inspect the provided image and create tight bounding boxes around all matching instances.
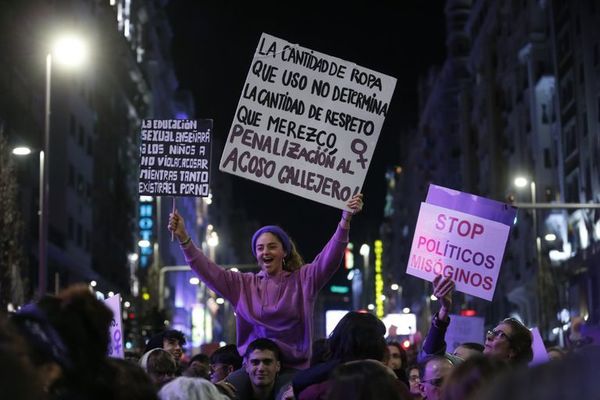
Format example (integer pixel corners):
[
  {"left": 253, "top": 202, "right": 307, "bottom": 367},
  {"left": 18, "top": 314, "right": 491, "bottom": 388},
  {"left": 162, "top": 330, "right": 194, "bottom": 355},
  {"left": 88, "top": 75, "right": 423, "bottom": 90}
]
[{"left": 251, "top": 225, "right": 292, "bottom": 257}]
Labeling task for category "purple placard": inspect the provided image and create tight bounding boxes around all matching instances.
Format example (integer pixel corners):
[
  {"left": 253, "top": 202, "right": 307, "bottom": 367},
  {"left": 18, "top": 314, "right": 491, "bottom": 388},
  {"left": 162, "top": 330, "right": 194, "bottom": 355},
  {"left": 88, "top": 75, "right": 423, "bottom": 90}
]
[{"left": 426, "top": 184, "right": 517, "bottom": 227}]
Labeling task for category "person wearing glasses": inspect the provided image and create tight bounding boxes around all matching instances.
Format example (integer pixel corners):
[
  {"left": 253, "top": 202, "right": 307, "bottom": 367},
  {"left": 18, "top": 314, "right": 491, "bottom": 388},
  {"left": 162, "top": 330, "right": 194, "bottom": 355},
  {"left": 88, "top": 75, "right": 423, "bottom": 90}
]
[
  {"left": 420, "top": 276, "right": 533, "bottom": 365},
  {"left": 419, "top": 355, "right": 453, "bottom": 400}
]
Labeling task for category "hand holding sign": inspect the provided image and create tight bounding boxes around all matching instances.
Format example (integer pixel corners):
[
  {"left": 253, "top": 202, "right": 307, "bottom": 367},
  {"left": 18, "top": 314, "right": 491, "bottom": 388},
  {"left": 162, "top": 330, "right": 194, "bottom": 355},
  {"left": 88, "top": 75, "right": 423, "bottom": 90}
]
[
  {"left": 433, "top": 275, "right": 455, "bottom": 321},
  {"left": 168, "top": 210, "right": 191, "bottom": 245},
  {"left": 341, "top": 193, "right": 363, "bottom": 222}
]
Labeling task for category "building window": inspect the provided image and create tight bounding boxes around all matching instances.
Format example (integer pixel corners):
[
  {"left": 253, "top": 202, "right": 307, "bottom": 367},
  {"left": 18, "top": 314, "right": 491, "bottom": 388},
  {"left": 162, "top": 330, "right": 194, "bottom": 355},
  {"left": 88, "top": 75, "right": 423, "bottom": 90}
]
[
  {"left": 70, "top": 114, "right": 76, "bottom": 137},
  {"left": 77, "top": 174, "right": 84, "bottom": 195},
  {"left": 76, "top": 223, "right": 83, "bottom": 247},
  {"left": 68, "top": 216, "right": 74, "bottom": 240},
  {"left": 87, "top": 135, "right": 92, "bottom": 155},
  {"left": 68, "top": 164, "right": 75, "bottom": 187},
  {"left": 544, "top": 148, "right": 552, "bottom": 168},
  {"left": 85, "top": 230, "right": 91, "bottom": 252},
  {"left": 78, "top": 125, "right": 85, "bottom": 146}
]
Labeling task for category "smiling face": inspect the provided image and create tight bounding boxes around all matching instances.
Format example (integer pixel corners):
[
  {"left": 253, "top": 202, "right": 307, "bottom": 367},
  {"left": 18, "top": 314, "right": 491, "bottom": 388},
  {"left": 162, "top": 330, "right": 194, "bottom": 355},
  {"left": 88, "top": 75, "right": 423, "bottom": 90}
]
[
  {"left": 255, "top": 232, "right": 286, "bottom": 276},
  {"left": 245, "top": 349, "right": 280, "bottom": 389},
  {"left": 483, "top": 322, "right": 514, "bottom": 360}
]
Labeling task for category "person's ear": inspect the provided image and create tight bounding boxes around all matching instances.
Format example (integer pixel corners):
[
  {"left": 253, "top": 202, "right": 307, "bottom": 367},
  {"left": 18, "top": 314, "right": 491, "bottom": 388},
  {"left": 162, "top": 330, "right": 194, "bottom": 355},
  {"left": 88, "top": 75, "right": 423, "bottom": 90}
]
[
  {"left": 226, "top": 365, "right": 234, "bottom": 374},
  {"left": 275, "top": 360, "right": 281, "bottom": 374}
]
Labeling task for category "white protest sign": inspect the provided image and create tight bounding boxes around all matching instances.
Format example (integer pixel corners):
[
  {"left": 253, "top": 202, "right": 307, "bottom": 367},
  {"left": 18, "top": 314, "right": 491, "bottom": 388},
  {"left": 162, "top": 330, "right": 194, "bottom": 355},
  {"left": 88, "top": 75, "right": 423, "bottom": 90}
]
[
  {"left": 104, "top": 294, "right": 124, "bottom": 359},
  {"left": 445, "top": 315, "right": 484, "bottom": 353},
  {"left": 406, "top": 202, "right": 510, "bottom": 301},
  {"left": 529, "top": 327, "right": 550, "bottom": 366},
  {"left": 220, "top": 33, "right": 397, "bottom": 209},
  {"left": 139, "top": 119, "right": 212, "bottom": 197}
]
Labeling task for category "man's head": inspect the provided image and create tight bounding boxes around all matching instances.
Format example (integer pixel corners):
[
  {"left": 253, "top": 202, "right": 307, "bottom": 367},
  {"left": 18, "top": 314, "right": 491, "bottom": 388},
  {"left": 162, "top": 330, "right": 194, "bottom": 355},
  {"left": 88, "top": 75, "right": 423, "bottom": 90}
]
[
  {"left": 419, "top": 356, "right": 453, "bottom": 400},
  {"left": 144, "top": 330, "right": 186, "bottom": 364},
  {"left": 452, "top": 342, "right": 484, "bottom": 361},
  {"left": 183, "top": 353, "right": 210, "bottom": 379},
  {"left": 210, "top": 344, "right": 242, "bottom": 383},
  {"left": 244, "top": 339, "right": 281, "bottom": 391}
]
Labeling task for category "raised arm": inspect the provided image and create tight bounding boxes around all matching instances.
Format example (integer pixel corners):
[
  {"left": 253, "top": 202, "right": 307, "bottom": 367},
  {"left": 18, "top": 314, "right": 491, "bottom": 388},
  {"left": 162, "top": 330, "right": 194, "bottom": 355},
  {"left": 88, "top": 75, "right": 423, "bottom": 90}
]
[
  {"left": 419, "top": 275, "right": 455, "bottom": 359},
  {"left": 168, "top": 210, "right": 241, "bottom": 303},
  {"left": 301, "top": 194, "right": 364, "bottom": 294}
]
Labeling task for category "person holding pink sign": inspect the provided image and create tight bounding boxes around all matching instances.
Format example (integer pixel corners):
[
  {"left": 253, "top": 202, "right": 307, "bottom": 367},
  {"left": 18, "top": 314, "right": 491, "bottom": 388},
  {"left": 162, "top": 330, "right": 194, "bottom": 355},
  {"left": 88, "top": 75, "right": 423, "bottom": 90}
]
[
  {"left": 420, "top": 276, "right": 533, "bottom": 366},
  {"left": 168, "top": 193, "right": 363, "bottom": 370}
]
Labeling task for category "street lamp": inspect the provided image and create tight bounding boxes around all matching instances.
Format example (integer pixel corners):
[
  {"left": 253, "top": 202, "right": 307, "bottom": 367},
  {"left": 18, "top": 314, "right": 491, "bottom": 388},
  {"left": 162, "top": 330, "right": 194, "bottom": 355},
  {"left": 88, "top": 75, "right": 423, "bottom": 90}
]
[
  {"left": 514, "top": 176, "right": 546, "bottom": 329},
  {"left": 38, "top": 34, "right": 88, "bottom": 298}
]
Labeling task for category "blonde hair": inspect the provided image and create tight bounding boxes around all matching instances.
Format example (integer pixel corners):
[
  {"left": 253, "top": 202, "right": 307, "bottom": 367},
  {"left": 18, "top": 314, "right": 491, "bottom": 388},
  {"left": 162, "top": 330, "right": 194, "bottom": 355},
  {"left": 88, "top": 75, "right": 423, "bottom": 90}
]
[{"left": 283, "top": 239, "right": 304, "bottom": 272}]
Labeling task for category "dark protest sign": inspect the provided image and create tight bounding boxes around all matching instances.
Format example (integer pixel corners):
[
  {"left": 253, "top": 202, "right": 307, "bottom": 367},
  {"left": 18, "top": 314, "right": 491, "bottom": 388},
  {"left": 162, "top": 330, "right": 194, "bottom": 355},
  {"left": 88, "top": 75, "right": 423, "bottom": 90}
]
[
  {"left": 219, "top": 33, "right": 397, "bottom": 210},
  {"left": 139, "top": 119, "right": 212, "bottom": 197}
]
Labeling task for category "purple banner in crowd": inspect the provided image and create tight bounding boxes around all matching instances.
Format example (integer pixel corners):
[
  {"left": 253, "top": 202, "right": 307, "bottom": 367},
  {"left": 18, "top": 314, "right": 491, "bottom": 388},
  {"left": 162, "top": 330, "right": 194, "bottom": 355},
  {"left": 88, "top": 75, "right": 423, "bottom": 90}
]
[{"left": 426, "top": 184, "right": 517, "bottom": 227}]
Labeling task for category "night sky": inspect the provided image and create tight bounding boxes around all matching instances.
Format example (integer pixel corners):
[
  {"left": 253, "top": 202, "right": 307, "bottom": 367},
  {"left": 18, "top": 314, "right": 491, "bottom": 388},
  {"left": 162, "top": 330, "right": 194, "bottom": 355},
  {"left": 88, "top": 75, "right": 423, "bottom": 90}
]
[{"left": 166, "top": 1, "right": 446, "bottom": 257}]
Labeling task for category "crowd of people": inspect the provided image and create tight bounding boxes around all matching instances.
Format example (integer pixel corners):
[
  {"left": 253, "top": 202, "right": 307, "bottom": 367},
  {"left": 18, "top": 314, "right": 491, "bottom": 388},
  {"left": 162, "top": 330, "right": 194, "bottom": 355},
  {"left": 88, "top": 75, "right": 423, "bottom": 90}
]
[{"left": 2, "top": 192, "right": 598, "bottom": 399}]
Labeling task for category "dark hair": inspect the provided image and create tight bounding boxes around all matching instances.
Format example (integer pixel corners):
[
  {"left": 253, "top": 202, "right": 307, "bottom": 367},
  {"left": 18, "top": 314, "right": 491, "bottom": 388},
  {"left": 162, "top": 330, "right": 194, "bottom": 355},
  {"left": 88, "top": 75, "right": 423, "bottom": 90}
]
[
  {"left": 387, "top": 341, "right": 408, "bottom": 368},
  {"left": 0, "top": 316, "right": 43, "bottom": 400},
  {"left": 440, "top": 355, "right": 508, "bottom": 400},
  {"left": 245, "top": 338, "right": 281, "bottom": 361},
  {"left": 144, "top": 329, "right": 186, "bottom": 353},
  {"left": 15, "top": 285, "right": 116, "bottom": 399},
  {"left": 477, "top": 346, "right": 600, "bottom": 400},
  {"left": 108, "top": 358, "right": 159, "bottom": 400},
  {"left": 328, "top": 360, "right": 411, "bottom": 400},
  {"left": 147, "top": 349, "right": 177, "bottom": 376},
  {"left": 310, "top": 338, "right": 331, "bottom": 366},
  {"left": 500, "top": 318, "right": 533, "bottom": 364},
  {"left": 459, "top": 342, "right": 484, "bottom": 353},
  {"left": 329, "top": 312, "right": 387, "bottom": 362},
  {"left": 189, "top": 353, "right": 209, "bottom": 364},
  {"left": 210, "top": 344, "right": 242, "bottom": 370}
]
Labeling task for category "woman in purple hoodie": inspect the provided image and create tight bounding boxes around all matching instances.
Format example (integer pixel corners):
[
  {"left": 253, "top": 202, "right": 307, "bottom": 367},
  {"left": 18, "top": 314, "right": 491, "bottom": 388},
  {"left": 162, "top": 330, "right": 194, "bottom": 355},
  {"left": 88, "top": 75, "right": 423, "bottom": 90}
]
[{"left": 168, "top": 193, "right": 363, "bottom": 370}]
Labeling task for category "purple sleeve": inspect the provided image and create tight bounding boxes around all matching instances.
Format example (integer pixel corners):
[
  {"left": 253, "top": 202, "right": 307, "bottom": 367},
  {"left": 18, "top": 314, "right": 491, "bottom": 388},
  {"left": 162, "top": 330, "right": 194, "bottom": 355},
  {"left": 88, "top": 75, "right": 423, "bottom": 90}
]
[
  {"left": 417, "top": 312, "right": 450, "bottom": 362},
  {"left": 300, "top": 223, "right": 349, "bottom": 297},
  {"left": 182, "top": 242, "right": 242, "bottom": 305}
]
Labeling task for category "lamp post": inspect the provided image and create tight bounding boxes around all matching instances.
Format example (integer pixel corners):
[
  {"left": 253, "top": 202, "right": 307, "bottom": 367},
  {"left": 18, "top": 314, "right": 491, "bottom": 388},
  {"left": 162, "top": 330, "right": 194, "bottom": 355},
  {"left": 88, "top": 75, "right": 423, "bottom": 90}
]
[
  {"left": 38, "top": 34, "right": 87, "bottom": 298},
  {"left": 514, "top": 177, "right": 547, "bottom": 331}
]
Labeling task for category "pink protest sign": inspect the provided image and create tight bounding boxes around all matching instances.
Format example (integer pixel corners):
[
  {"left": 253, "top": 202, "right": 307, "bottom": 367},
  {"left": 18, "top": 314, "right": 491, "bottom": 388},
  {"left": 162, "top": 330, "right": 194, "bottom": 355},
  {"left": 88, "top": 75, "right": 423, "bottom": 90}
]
[{"left": 406, "top": 202, "right": 510, "bottom": 301}]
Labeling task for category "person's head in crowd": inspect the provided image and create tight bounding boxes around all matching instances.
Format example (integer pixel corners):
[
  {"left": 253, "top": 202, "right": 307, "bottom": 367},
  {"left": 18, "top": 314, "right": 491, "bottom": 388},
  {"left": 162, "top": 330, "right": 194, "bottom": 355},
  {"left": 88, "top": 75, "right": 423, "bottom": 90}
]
[
  {"left": 484, "top": 318, "right": 533, "bottom": 365},
  {"left": 140, "top": 348, "right": 177, "bottom": 388},
  {"left": 440, "top": 355, "right": 508, "bottom": 400},
  {"left": 407, "top": 364, "right": 422, "bottom": 398},
  {"left": 419, "top": 355, "right": 454, "bottom": 400},
  {"left": 0, "top": 315, "right": 43, "bottom": 399},
  {"left": 386, "top": 341, "right": 408, "bottom": 371},
  {"left": 12, "top": 284, "right": 114, "bottom": 399},
  {"left": 158, "top": 376, "right": 228, "bottom": 400},
  {"left": 477, "top": 346, "right": 600, "bottom": 400},
  {"left": 244, "top": 338, "right": 281, "bottom": 396},
  {"left": 328, "top": 311, "right": 387, "bottom": 362},
  {"left": 452, "top": 342, "right": 484, "bottom": 361},
  {"left": 309, "top": 338, "right": 331, "bottom": 366},
  {"left": 251, "top": 225, "right": 305, "bottom": 274},
  {"left": 328, "top": 359, "right": 411, "bottom": 400},
  {"left": 209, "top": 344, "right": 242, "bottom": 383},
  {"left": 546, "top": 346, "right": 566, "bottom": 361},
  {"left": 183, "top": 353, "right": 210, "bottom": 379},
  {"left": 145, "top": 330, "right": 186, "bottom": 364},
  {"left": 108, "top": 358, "right": 159, "bottom": 400}
]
